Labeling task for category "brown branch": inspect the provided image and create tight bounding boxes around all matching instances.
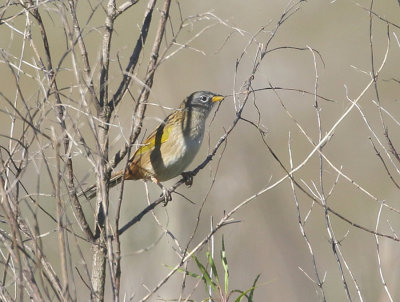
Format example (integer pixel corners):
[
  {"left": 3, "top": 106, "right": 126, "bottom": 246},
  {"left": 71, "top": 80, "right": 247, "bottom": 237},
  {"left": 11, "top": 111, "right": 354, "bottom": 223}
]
[
  {"left": 30, "top": 0, "right": 97, "bottom": 250},
  {"left": 385, "top": 129, "right": 400, "bottom": 164},
  {"left": 99, "top": 0, "right": 116, "bottom": 108},
  {"left": 369, "top": 138, "right": 400, "bottom": 190},
  {"left": 260, "top": 130, "right": 400, "bottom": 242},
  {"left": 52, "top": 130, "right": 70, "bottom": 300},
  {"left": 67, "top": 0, "right": 99, "bottom": 107},
  {"left": 0, "top": 176, "right": 44, "bottom": 301},
  {"left": 107, "top": 0, "right": 159, "bottom": 173},
  {"left": 358, "top": 3, "right": 400, "bottom": 30},
  {"left": 109, "top": 0, "right": 158, "bottom": 110},
  {"left": 115, "top": 0, "right": 140, "bottom": 18},
  {"left": 109, "top": 2, "right": 172, "bottom": 299}
]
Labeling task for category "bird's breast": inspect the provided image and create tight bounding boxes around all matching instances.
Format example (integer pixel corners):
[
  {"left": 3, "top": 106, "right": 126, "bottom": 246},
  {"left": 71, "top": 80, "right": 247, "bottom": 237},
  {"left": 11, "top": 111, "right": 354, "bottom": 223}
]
[{"left": 154, "top": 117, "right": 205, "bottom": 181}]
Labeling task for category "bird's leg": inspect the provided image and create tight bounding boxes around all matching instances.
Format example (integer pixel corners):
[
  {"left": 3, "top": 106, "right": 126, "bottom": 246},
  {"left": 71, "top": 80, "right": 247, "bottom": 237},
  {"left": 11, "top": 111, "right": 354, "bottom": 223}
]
[
  {"left": 160, "top": 186, "right": 171, "bottom": 206},
  {"left": 151, "top": 176, "right": 171, "bottom": 205},
  {"left": 181, "top": 171, "right": 194, "bottom": 187}
]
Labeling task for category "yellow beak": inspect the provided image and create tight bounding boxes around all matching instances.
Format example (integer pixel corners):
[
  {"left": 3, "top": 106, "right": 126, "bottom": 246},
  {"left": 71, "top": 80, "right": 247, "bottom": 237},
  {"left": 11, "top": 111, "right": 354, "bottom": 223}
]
[{"left": 211, "top": 95, "right": 224, "bottom": 103}]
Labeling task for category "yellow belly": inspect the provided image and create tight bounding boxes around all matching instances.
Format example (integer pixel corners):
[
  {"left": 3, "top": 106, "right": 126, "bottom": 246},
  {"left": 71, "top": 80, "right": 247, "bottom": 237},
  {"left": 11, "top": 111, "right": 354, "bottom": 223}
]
[{"left": 149, "top": 125, "right": 203, "bottom": 181}]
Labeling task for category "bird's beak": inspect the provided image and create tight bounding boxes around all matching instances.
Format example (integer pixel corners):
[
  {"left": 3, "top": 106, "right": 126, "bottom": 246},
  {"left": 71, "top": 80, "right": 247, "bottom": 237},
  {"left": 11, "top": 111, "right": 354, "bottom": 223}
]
[{"left": 211, "top": 95, "right": 224, "bottom": 103}]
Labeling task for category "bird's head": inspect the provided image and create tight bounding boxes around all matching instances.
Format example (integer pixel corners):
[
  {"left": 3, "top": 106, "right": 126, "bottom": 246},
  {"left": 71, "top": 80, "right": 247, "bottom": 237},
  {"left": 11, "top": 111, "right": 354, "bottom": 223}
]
[{"left": 183, "top": 91, "right": 224, "bottom": 113}]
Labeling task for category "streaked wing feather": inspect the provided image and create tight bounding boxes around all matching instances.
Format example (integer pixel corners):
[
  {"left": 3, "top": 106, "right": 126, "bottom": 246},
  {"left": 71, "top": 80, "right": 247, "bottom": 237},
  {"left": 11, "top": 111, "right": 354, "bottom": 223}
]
[{"left": 134, "top": 115, "right": 174, "bottom": 157}]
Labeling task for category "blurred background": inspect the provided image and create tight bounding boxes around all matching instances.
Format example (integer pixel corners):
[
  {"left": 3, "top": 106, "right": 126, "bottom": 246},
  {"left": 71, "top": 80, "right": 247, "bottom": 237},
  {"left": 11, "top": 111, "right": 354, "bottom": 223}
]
[{"left": 1, "top": 0, "right": 400, "bottom": 301}]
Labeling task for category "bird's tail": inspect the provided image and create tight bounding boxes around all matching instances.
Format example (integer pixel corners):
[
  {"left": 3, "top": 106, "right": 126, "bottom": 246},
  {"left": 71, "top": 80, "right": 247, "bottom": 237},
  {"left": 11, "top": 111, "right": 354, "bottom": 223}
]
[{"left": 78, "top": 170, "right": 124, "bottom": 200}]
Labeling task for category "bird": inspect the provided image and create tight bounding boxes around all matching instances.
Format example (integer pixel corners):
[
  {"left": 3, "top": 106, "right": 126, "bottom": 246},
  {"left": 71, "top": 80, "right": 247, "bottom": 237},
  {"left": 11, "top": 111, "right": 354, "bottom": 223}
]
[{"left": 80, "top": 91, "right": 224, "bottom": 201}]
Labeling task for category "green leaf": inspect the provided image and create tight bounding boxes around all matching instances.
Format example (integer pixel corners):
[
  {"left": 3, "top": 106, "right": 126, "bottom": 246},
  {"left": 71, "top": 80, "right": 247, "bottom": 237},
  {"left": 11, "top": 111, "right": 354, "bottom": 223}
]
[
  {"left": 221, "top": 236, "right": 229, "bottom": 295},
  {"left": 194, "top": 256, "right": 216, "bottom": 290},
  {"left": 248, "top": 274, "right": 261, "bottom": 301},
  {"left": 173, "top": 266, "right": 202, "bottom": 279},
  {"left": 232, "top": 289, "right": 248, "bottom": 302},
  {"left": 232, "top": 274, "right": 261, "bottom": 302},
  {"left": 207, "top": 251, "right": 219, "bottom": 286}
]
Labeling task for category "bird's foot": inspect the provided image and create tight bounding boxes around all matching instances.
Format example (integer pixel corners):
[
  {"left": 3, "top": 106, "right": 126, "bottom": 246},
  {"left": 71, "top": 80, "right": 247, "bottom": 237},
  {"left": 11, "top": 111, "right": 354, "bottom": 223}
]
[
  {"left": 151, "top": 176, "right": 172, "bottom": 206},
  {"left": 160, "top": 187, "right": 172, "bottom": 206},
  {"left": 181, "top": 171, "right": 194, "bottom": 187}
]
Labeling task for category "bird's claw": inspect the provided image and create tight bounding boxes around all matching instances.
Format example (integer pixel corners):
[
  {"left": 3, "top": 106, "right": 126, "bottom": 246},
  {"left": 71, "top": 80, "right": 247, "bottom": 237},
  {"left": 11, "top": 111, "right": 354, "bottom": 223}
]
[
  {"left": 181, "top": 171, "right": 194, "bottom": 187},
  {"left": 160, "top": 187, "right": 172, "bottom": 206},
  {"left": 151, "top": 176, "right": 172, "bottom": 206}
]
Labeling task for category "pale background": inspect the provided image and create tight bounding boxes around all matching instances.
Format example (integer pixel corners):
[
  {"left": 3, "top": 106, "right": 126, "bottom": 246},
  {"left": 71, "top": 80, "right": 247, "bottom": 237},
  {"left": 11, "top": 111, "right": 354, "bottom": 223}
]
[{"left": 1, "top": 0, "right": 400, "bottom": 301}]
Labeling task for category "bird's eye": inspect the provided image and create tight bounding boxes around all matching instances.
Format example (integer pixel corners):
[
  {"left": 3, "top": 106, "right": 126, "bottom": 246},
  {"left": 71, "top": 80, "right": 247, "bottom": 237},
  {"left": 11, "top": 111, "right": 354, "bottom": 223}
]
[{"left": 200, "top": 96, "right": 208, "bottom": 102}]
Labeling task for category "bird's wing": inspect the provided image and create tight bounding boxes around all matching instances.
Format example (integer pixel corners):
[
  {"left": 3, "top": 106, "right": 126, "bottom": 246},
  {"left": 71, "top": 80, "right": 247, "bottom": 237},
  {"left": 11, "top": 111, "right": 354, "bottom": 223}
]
[{"left": 132, "top": 113, "right": 176, "bottom": 158}]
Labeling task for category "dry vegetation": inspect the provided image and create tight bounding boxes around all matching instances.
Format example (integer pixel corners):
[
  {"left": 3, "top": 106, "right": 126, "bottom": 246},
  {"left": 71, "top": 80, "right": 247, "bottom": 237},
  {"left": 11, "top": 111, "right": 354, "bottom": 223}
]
[{"left": 1, "top": 0, "right": 400, "bottom": 301}]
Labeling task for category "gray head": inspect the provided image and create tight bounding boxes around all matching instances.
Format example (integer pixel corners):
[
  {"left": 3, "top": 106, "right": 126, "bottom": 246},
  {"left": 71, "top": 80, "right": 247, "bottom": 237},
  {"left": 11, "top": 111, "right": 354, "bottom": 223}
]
[{"left": 183, "top": 91, "right": 224, "bottom": 113}]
